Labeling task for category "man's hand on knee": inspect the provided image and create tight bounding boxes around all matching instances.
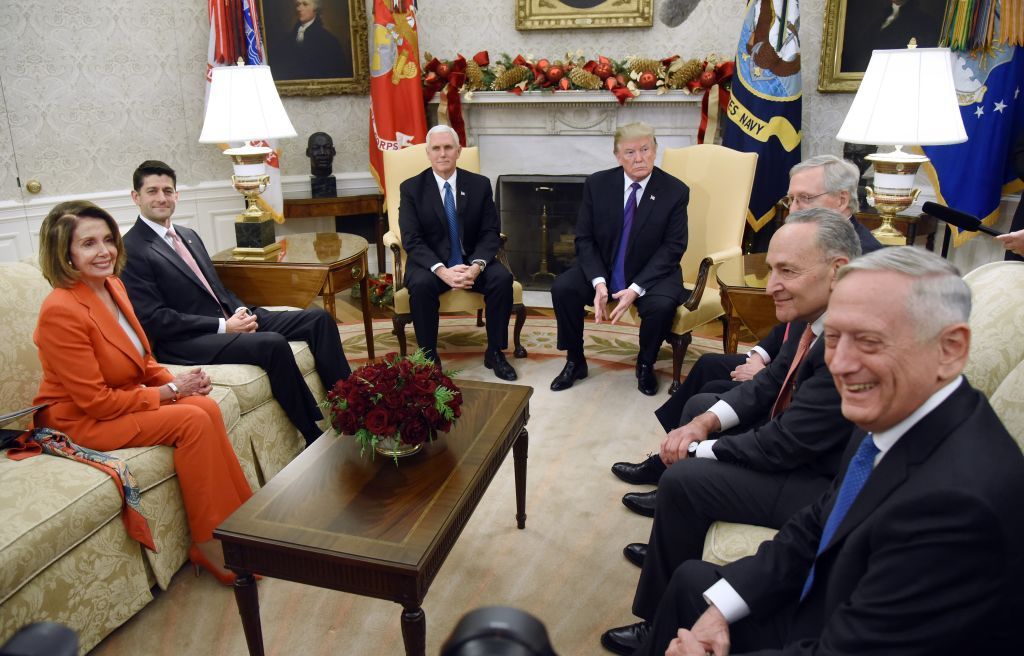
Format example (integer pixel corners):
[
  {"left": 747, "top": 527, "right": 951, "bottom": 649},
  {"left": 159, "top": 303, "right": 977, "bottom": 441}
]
[
  {"left": 690, "top": 605, "right": 730, "bottom": 656},
  {"left": 660, "top": 412, "right": 719, "bottom": 465},
  {"left": 226, "top": 308, "right": 257, "bottom": 333}
]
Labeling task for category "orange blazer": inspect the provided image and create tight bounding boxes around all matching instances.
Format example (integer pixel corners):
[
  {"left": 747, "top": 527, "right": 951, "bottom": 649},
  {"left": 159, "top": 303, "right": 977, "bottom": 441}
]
[{"left": 33, "top": 276, "right": 174, "bottom": 443}]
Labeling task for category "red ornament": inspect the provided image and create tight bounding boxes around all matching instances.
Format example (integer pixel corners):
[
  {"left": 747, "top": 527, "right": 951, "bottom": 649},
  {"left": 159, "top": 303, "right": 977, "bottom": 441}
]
[
  {"left": 558, "top": 77, "right": 571, "bottom": 90},
  {"left": 594, "top": 62, "right": 614, "bottom": 80},
  {"left": 637, "top": 71, "right": 658, "bottom": 90},
  {"left": 616, "top": 74, "right": 627, "bottom": 87},
  {"left": 699, "top": 69, "right": 717, "bottom": 89},
  {"left": 536, "top": 58, "right": 550, "bottom": 71},
  {"left": 547, "top": 65, "right": 565, "bottom": 83},
  {"left": 604, "top": 76, "right": 619, "bottom": 91},
  {"left": 436, "top": 62, "right": 451, "bottom": 79}
]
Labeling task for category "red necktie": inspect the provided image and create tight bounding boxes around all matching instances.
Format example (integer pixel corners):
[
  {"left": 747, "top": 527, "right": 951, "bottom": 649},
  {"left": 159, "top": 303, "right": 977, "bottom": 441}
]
[
  {"left": 167, "top": 229, "right": 225, "bottom": 315},
  {"left": 771, "top": 324, "right": 814, "bottom": 418}
]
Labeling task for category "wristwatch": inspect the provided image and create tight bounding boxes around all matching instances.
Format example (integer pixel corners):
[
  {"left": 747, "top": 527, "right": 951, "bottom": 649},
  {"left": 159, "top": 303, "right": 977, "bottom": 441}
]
[
  {"left": 167, "top": 382, "right": 180, "bottom": 402},
  {"left": 472, "top": 258, "right": 487, "bottom": 272}
]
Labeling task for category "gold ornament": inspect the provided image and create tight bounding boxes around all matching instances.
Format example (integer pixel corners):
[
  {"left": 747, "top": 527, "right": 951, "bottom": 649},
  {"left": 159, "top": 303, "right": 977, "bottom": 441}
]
[
  {"left": 491, "top": 65, "right": 531, "bottom": 90},
  {"left": 568, "top": 66, "right": 602, "bottom": 90},
  {"left": 466, "top": 60, "right": 484, "bottom": 90},
  {"left": 668, "top": 58, "right": 703, "bottom": 89},
  {"left": 627, "top": 56, "right": 663, "bottom": 74}
]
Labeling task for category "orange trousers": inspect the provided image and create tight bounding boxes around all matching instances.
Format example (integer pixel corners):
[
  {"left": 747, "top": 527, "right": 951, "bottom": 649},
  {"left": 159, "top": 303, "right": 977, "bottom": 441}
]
[{"left": 61, "top": 396, "right": 252, "bottom": 543}]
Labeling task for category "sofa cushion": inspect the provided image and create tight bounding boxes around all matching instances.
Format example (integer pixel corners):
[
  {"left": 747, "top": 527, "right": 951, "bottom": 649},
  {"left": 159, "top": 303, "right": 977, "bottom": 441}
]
[
  {"left": 0, "top": 263, "right": 50, "bottom": 431},
  {"left": 163, "top": 340, "right": 315, "bottom": 414},
  {"left": 702, "top": 521, "right": 778, "bottom": 566}
]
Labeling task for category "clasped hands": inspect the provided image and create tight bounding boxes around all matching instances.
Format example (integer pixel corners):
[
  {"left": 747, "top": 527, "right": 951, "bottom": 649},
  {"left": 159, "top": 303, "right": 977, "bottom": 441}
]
[
  {"left": 168, "top": 368, "right": 212, "bottom": 400},
  {"left": 665, "top": 605, "right": 731, "bottom": 656},
  {"left": 593, "top": 282, "right": 638, "bottom": 325},
  {"left": 437, "top": 263, "right": 481, "bottom": 290},
  {"left": 225, "top": 307, "right": 257, "bottom": 333}
]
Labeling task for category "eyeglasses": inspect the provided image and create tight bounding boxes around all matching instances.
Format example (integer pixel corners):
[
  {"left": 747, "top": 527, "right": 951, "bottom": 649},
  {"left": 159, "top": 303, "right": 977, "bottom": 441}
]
[{"left": 780, "top": 191, "right": 832, "bottom": 209}]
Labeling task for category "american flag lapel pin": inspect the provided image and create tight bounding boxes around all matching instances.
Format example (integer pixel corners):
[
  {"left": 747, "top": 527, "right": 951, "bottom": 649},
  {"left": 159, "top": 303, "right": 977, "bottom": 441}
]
[
  {"left": 460, "top": 190, "right": 466, "bottom": 196},
  {"left": 650, "top": 195, "right": 656, "bottom": 201}
]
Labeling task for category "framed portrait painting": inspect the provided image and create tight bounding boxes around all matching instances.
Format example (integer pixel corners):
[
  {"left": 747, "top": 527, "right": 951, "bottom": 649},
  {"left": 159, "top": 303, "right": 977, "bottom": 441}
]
[
  {"left": 818, "top": 0, "right": 946, "bottom": 92},
  {"left": 515, "top": 0, "right": 653, "bottom": 31},
  {"left": 259, "top": 0, "right": 369, "bottom": 95}
]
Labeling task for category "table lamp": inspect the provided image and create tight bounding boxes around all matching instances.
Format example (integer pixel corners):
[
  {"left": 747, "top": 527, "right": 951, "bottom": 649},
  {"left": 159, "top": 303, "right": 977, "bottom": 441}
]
[
  {"left": 199, "top": 60, "right": 297, "bottom": 259},
  {"left": 836, "top": 43, "right": 966, "bottom": 245}
]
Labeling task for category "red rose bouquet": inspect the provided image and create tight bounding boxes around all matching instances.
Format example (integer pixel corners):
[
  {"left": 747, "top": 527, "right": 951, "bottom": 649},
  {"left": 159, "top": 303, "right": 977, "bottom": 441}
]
[{"left": 323, "top": 350, "right": 462, "bottom": 459}]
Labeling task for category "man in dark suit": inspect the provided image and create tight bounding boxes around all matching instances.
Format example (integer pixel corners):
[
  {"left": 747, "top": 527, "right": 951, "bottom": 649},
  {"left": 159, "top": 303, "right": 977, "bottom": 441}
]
[
  {"left": 638, "top": 154, "right": 883, "bottom": 437},
  {"left": 271, "top": 0, "right": 351, "bottom": 81},
  {"left": 634, "top": 246, "right": 1024, "bottom": 656},
  {"left": 840, "top": 0, "right": 945, "bottom": 73},
  {"left": 550, "top": 122, "right": 689, "bottom": 396},
  {"left": 398, "top": 124, "right": 517, "bottom": 380},
  {"left": 120, "top": 160, "right": 350, "bottom": 447},
  {"left": 601, "top": 209, "right": 861, "bottom": 655}
]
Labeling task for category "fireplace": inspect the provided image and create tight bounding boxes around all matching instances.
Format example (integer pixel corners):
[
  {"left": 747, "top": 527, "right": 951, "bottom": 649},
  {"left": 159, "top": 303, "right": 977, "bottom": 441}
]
[{"left": 497, "top": 175, "right": 586, "bottom": 291}]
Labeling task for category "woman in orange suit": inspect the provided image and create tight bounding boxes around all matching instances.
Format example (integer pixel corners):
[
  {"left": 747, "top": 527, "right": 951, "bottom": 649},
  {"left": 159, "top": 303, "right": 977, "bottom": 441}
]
[{"left": 32, "top": 200, "right": 251, "bottom": 585}]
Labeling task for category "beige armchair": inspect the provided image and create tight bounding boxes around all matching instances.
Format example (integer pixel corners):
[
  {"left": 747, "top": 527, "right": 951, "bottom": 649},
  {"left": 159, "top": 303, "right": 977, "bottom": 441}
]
[
  {"left": 381, "top": 144, "right": 527, "bottom": 358},
  {"left": 643, "top": 144, "right": 758, "bottom": 394},
  {"left": 701, "top": 258, "right": 1024, "bottom": 565}
]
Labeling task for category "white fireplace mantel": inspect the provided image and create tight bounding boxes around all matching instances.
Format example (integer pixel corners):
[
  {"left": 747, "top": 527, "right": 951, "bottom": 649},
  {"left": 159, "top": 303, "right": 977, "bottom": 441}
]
[{"left": 429, "top": 90, "right": 704, "bottom": 181}]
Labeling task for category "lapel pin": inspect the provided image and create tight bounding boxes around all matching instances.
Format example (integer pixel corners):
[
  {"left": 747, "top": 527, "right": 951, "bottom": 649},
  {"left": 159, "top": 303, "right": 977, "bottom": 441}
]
[
  {"left": 650, "top": 195, "right": 656, "bottom": 201},
  {"left": 460, "top": 191, "right": 466, "bottom": 196}
]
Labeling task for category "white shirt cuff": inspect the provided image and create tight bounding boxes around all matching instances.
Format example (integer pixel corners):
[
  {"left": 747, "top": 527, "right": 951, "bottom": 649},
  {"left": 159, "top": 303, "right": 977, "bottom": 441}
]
[
  {"left": 430, "top": 262, "right": 444, "bottom": 272},
  {"left": 749, "top": 345, "right": 771, "bottom": 364},
  {"left": 628, "top": 282, "right": 645, "bottom": 297},
  {"left": 217, "top": 318, "right": 226, "bottom": 334},
  {"left": 703, "top": 579, "right": 751, "bottom": 623},
  {"left": 592, "top": 276, "right": 606, "bottom": 288},
  {"left": 708, "top": 401, "right": 740, "bottom": 431},
  {"left": 695, "top": 439, "right": 718, "bottom": 459}
]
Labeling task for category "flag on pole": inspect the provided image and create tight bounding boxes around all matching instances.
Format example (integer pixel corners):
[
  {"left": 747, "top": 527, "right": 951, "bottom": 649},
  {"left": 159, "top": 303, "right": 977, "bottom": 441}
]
[
  {"left": 207, "top": 0, "right": 285, "bottom": 223},
  {"left": 721, "top": 0, "right": 802, "bottom": 243},
  {"left": 369, "top": 0, "right": 428, "bottom": 209},
  {"left": 922, "top": 42, "right": 1024, "bottom": 246}
]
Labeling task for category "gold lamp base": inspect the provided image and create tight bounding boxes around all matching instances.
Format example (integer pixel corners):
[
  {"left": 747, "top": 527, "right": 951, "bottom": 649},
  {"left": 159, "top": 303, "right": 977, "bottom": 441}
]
[
  {"left": 225, "top": 146, "right": 281, "bottom": 260},
  {"left": 865, "top": 148, "right": 928, "bottom": 247}
]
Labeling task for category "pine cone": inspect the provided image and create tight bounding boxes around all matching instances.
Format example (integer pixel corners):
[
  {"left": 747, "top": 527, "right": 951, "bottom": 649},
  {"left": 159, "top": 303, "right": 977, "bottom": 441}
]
[
  {"left": 466, "top": 60, "right": 484, "bottom": 90},
  {"left": 491, "top": 65, "right": 530, "bottom": 90},
  {"left": 668, "top": 58, "right": 704, "bottom": 89},
  {"left": 627, "top": 56, "right": 663, "bottom": 74},
  {"left": 568, "top": 66, "right": 602, "bottom": 90}
]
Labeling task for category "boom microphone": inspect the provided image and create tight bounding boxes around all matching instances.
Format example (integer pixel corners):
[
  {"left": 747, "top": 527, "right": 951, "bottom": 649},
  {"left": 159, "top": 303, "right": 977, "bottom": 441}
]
[{"left": 922, "top": 201, "right": 1005, "bottom": 236}]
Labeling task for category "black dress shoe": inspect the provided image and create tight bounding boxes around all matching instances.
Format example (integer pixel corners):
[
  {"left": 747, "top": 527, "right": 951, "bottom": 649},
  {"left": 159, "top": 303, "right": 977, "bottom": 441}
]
[
  {"left": 623, "top": 542, "right": 647, "bottom": 568},
  {"left": 600, "top": 621, "right": 651, "bottom": 655},
  {"left": 637, "top": 362, "right": 658, "bottom": 396},
  {"left": 611, "top": 453, "right": 666, "bottom": 485},
  {"left": 622, "top": 490, "right": 657, "bottom": 517},
  {"left": 550, "top": 359, "right": 588, "bottom": 391},
  {"left": 484, "top": 349, "right": 517, "bottom": 381}
]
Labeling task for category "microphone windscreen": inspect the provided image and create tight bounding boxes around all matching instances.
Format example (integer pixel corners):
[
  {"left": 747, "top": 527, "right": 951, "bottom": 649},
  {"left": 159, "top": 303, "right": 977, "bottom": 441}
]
[{"left": 922, "top": 201, "right": 1005, "bottom": 236}]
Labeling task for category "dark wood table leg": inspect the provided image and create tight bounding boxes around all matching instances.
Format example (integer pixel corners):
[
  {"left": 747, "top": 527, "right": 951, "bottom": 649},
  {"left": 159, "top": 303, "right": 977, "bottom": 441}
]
[
  {"left": 400, "top": 604, "right": 426, "bottom": 656},
  {"left": 232, "top": 574, "right": 265, "bottom": 656},
  {"left": 359, "top": 253, "right": 375, "bottom": 360},
  {"left": 513, "top": 427, "right": 529, "bottom": 529},
  {"left": 375, "top": 209, "right": 387, "bottom": 276}
]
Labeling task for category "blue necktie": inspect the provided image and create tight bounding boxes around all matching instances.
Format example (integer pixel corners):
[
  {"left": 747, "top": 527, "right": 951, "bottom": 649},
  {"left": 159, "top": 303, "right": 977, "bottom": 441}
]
[
  {"left": 800, "top": 434, "right": 880, "bottom": 601},
  {"left": 610, "top": 182, "right": 641, "bottom": 293},
  {"left": 444, "top": 181, "right": 463, "bottom": 268}
]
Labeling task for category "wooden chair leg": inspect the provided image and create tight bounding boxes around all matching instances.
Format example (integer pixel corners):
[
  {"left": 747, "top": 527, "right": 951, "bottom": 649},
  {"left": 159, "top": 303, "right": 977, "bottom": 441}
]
[
  {"left": 512, "top": 303, "right": 528, "bottom": 358},
  {"left": 476, "top": 308, "right": 485, "bottom": 327},
  {"left": 668, "top": 331, "right": 693, "bottom": 395},
  {"left": 392, "top": 314, "right": 412, "bottom": 357}
]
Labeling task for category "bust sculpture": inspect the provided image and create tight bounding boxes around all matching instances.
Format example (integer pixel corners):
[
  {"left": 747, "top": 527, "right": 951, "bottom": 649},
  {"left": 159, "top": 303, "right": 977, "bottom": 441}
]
[{"left": 306, "top": 131, "right": 337, "bottom": 197}]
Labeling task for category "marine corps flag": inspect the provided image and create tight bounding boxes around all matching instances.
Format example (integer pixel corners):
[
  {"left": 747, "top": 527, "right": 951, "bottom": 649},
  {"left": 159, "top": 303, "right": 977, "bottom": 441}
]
[
  {"left": 722, "top": 0, "right": 802, "bottom": 241},
  {"left": 369, "top": 0, "right": 428, "bottom": 208}
]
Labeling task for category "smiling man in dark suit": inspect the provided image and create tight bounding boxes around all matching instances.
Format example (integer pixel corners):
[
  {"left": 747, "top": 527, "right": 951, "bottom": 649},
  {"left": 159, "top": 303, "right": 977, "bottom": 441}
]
[
  {"left": 398, "top": 124, "right": 517, "bottom": 380},
  {"left": 635, "top": 246, "right": 1024, "bottom": 656},
  {"left": 550, "top": 122, "right": 689, "bottom": 396},
  {"left": 120, "top": 160, "right": 350, "bottom": 447}
]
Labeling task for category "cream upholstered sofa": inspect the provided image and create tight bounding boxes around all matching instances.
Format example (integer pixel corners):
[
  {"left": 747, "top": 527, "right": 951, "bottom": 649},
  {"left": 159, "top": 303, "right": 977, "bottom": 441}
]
[
  {"left": 701, "top": 259, "right": 1024, "bottom": 565},
  {"left": 0, "top": 260, "right": 325, "bottom": 652}
]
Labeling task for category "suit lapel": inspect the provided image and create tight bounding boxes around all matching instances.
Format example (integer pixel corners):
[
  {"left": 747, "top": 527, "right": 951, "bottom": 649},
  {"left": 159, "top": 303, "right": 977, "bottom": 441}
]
[
  {"left": 820, "top": 380, "right": 975, "bottom": 553},
  {"left": 69, "top": 281, "right": 146, "bottom": 373},
  {"left": 629, "top": 169, "right": 659, "bottom": 251},
  {"left": 456, "top": 173, "right": 468, "bottom": 241}
]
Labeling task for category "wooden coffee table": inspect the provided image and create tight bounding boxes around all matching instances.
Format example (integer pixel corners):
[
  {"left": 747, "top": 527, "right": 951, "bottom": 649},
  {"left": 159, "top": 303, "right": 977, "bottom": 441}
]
[
  {"left": 716, "top": 252, "right": 778, "bottom": 353},
  {"left": 214, "top": 380, "right": 532, "bottom": 656},
  {"left": 211, "top": 232, "right": 374, "bottom": 360}
]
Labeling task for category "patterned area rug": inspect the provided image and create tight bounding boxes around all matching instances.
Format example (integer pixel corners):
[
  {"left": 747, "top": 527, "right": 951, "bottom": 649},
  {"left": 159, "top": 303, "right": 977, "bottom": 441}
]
[{"left": 339, "top": 316, "right": 724, "bottom": 374}]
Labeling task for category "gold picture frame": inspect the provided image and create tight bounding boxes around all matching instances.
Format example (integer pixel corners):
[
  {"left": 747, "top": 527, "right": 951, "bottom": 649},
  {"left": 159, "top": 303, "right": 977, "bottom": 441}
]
[
  {"left": 259, "top": 0, "right": 369, "bottom": 96},
  {"left": 515, "top": 0, "right": 653, "bottom": 31},
  {"left": 818, "top": 0, "right": 946, "bottom": 93}
]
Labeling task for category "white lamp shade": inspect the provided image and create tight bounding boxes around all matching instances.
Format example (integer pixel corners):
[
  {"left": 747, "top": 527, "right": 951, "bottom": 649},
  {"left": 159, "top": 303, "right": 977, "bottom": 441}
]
[
  {"left": 199, "top": 65, "right": 297, "bottom": 143},
  {"left": 837, "top": 48, "right": 966, "bottom": 146}
]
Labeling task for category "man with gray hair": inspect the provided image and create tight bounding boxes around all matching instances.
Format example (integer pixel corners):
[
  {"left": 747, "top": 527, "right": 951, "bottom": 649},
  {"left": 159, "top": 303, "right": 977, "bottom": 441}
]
[
  {"left": 602, "top": 208, "right": 861, "bottom": 655},
  {"left": 398, "top": 124, "right": 517, "bottom": 379},
  {"left": 551, "top": 122, "right": 689, "bottom": 395},
  {"left": 634, "top": 246, "right": 1023, "bottom": 656}
]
